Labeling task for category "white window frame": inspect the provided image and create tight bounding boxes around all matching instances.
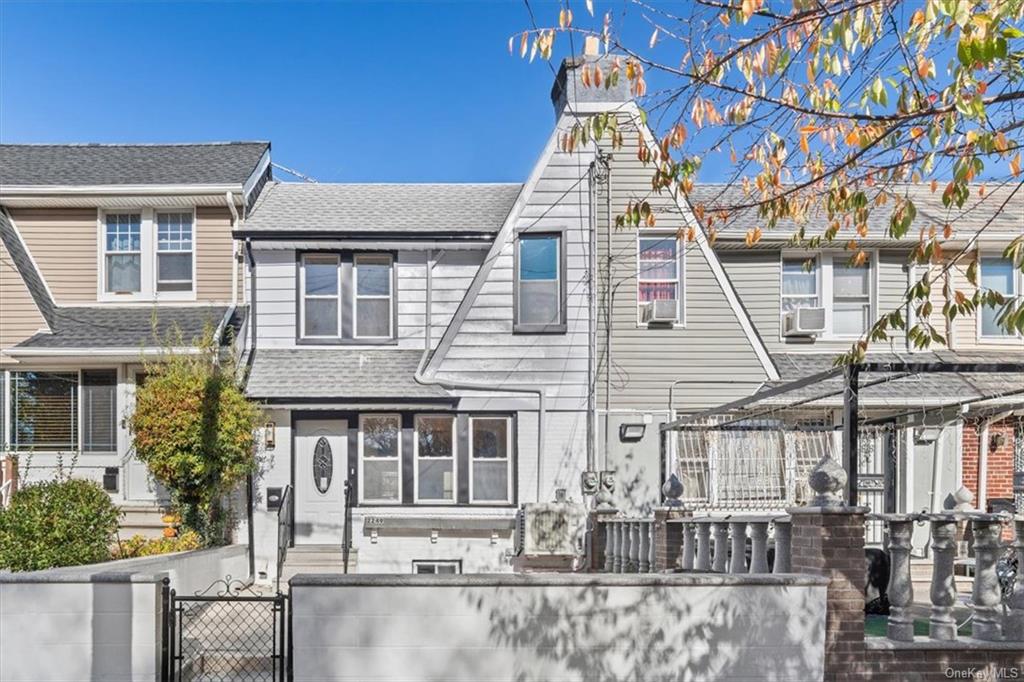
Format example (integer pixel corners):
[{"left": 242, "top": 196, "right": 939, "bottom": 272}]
[
  {"left": 412, "top": 560, "right": 462, "bottom": 574},
  {"left": 636, "top": 231, "right": 685, "bottom": 326},
  {"left": 413, "top": 414, "right": 457, "bottom": 504},
  {"left": 468, "top": 415, "right": 513, "bottom": 505},
  {"left": 778, "top": 252, "right": 875, "bottom": 340},
  {"left": 358, "top": 413, "right": 402, "bottom": 503},
  {"left": 154, "top": 209, "right": 197, "bottom": 295},
  {"left": 97, "top": 207, "right": 197, "bottom": 302},
  {"left": 513, "top": 230, "right": 567, "bottom": 334},
  {"left": 353, "top": 254, "right": 394, "bottom": 340},
  {"left": 300, "top": 253, "right": 342, "bottom": 339},
  {"left": 977, "top": 252, "right": 1023, "bottom": 340}
]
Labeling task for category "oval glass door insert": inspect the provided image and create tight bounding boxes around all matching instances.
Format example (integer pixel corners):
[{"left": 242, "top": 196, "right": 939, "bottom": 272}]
[{"left": 313, "top": 437, "right": 333, "bottom": 494}]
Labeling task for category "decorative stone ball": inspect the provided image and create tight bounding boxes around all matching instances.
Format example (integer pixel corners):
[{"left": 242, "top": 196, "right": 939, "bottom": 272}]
[
  {"left": 808, "top": 456, "right": 847, "bottom": 507},
  {"left": 661, "top": 473, "right": 684, "bottom": 506}
]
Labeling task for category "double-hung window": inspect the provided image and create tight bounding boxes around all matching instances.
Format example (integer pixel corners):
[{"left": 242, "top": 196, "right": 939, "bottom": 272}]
[
  {"left": 637, "top": 235, "right": 682, "bottom": 323},
  {"left": 780, "top": 254, "right": 872, "bottom": 337},
  {"left": 354, "top": 255, "right": 394, "bottom": 339},
  {"left": 156, "top": 212, "right": 194, "bottom": 292},
  {"left": 980, "top": 256, "right": 1021, "bottom": 337},
  {"left": 414, "top": 415, "right": 456, "bottom": 503},
  {"left": 359, "top": 414, "right": 402, "bottom": 502},
  {"left": 104, "top": 213, "right": 142, "bottom": 293},
  {"left": 514, "top": 232, "right": 565, "bottom": 333},
  {"left": 9, "top": 370, "right": 117, "bottom": 452},
  {"left": 302, "top": 254, "right": 341, "bottom": 338},
  {"left": 469, "top": 416, "right": 512, "bottom": 503}
]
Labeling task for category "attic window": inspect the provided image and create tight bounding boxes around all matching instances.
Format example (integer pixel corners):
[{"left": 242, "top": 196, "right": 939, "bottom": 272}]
[{"left": 514, "top": 231, "right": 566, "bottom": 334}]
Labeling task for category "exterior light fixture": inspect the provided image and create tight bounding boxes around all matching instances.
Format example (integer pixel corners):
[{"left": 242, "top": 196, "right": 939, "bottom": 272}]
[
  {"left": 264, "top": 421, "right": 276, "bottom": 449},
  {"left": 619, "top": 423, "right": 646, "bottom": 442}
]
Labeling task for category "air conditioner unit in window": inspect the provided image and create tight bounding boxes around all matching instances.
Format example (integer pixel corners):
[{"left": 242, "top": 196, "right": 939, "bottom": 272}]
[
  {"left": 640, "top": 299, "right": 679, "bottom": 325},
  {"left": 782, "top": 307, "right": 827, "bottom": 337},
  {"left": 515, "top": 501, "right": 586, "bottom": 556}
]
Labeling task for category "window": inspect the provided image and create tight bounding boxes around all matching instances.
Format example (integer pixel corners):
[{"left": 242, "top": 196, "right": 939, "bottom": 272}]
[
  {"left": 832, "top": 260, "right": 872, "bottom": 336},
  {"left": 415, "top": 415, "right": 455, "bottom": 503},
  {"left": 302, "top": 254, "right": 341, "bottom": 338},
  {"left": 637, "top": 235, "right": 681, "bottom": 323},
  {"left": 413, "top": 560, "right": 461, "bottom": 574},
  {"left": 81, "top": 370, "right": 117, "bottom": 453},
  {"left": 354, "top": 255, "right": 393, "bottom": 339},
  {"left": 781, "top": 257, "right": 819, "bottom": 312},
  {"left": 469, "top": 417, "right": 512, "bottom": 503},
  {"left": 980, "top": 257, "right": 1020, "bottom": 337},
  {"left": 779, "top": 254, "right": 872, "bottom": 337},
  {"left": 156, "top": 212, "right": 193, "bottom": 292},
  {"left": 360, "top": 414, "right": 401, "bottom": 502},
  {"left": 10, "top": 372, "right": 77, "bottom": 451},
  {"left": 104, "top": 213, "right": 142, "bottom": 293},
  {"left": 515, "top": 233, "right": 565, "bottom": 332}
]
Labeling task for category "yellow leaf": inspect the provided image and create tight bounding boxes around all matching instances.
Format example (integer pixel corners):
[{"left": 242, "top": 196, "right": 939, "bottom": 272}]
[
  {"left": 559, "top": 8, "right": 567, "bottom": 29},
  {"left": 1012, "top": 153, "right": 1022, "bottom": 177},
  {"left": 910, "top": 127, "right": 924, "bottom": 140},
  {"left": 520, "top": 32, "right": 529, "bottom": 59},
  {"left": 910, "top": 9, "right": 925, "bottom": 28},
  {"left": 741, "top": 0, "right": 755, "bottom": 20},
  {"left": 745, "top": 227, "right": 763, "bottom": 247},
  {"left": 799, "top": 133, "right": 810, "bottom": 154}
]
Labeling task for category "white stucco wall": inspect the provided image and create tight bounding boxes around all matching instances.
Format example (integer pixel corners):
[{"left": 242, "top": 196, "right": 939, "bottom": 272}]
[{"left": 290, "top": 573, "right": 828, "bottom": 682}]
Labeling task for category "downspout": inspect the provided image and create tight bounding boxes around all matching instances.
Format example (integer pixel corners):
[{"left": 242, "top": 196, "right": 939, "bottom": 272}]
[
  {"left": 413, "top": 254, "right": 548, "bottom": 502},
  {"left": 586, "top": 163, "right": 598, "bottom": 475},
  {"left": 601, "top": 154, "right": 612, "bottom": 471},
  {"left": 243, "top": 239, "right": 258, "bottom": 378},
  {"left": 226, "top": 192, "right": 240, "bottom": 306}
]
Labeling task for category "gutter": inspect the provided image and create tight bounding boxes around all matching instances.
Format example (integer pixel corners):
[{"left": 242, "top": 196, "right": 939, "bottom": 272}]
[
  {"left": 413, "top": 255, "right": 549, "bottom": 502},
  {"left": 0, "top": 183, "right": 244, "bottom": 196},
  {"left": 226, "top": 193, "right": 240, "bottom": 306},
  {"left": 243, "top": 239, "right": 258, "bottom": 380}
]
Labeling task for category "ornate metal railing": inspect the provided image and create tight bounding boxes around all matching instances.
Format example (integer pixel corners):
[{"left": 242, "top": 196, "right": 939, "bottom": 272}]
[
  {"left": 872, "top": 512, "right": 1023, "bottom": 643},
  {"left": 276, "top": 485, "right": 293, "bottom": 592}
]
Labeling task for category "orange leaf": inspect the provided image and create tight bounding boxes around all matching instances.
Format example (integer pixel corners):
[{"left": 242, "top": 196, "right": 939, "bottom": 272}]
[{"left": 1011, "top": 154, "right": 1021, "bottom": 177}]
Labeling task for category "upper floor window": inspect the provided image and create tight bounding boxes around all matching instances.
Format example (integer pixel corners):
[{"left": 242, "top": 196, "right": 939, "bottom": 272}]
[
  {"left": 780, "top": 254, "right": 873, "bottom": 338},
  {"left": 637, "top": 235, "right": 682, "bottom": 325},
  {"left": 156, "top": 212, "right": 194, "bottom": 293},
  {"left": 104, "top": 213, "right": 142, "bottom": 293},
  {"left": 298, "top": 252, "right": 394, "bottom": 343},
  {"left": 514, "top": 232, "right": 566, "bottom": 333},
  {"left": 980, "top": 256, "right": 1021, "bottom": 337},
  {"left": 100, "top": 208, "right": 196, "bottom": 300},
  {"left": 9, "top": 369, "right": 116, "bottom": 453}
]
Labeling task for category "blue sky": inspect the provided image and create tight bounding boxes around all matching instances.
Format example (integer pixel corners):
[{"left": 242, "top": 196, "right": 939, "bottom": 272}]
[{"left": 0, "top": 1, "right": 576, "bottom": 183}]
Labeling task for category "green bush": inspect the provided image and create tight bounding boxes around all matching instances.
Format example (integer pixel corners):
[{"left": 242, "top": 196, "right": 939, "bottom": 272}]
[
  {"left": 112, "top": 530, "right": 203, "bottom": 559},
  {"left": 0, "top": 478, "right": 122, "bottom": 571}
]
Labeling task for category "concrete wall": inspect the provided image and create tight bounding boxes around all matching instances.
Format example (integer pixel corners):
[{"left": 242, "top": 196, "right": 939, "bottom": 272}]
[
  {"left": 0, "top": 544, "right": 248, "bottom": 682},
  {"left": 290, "top": 573, "right": 828, "bottom": 682}
]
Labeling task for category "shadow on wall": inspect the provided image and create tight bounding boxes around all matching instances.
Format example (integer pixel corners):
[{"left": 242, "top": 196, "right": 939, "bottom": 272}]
[{"left": 462, "top": 583, "right": 824, "bottom": 682}]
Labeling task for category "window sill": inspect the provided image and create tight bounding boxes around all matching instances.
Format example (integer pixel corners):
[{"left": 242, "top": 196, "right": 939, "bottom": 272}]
[
  {"left": 296, "top": 337, "right": 398, "bottom": 346},
  {"left": 512, "top": 324, "right": 567, "bottom": 335}
]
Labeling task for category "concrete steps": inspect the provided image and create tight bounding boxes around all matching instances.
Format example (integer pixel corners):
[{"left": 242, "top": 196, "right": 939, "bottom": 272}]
[
  {"left": 117, "top": 504, "right": 172, "bottom": 540},
  {"left": 280, "top": 544, "right": 356, "bottom": 583}
]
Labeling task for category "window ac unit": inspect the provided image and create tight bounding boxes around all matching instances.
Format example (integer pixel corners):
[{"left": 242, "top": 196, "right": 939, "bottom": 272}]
[
  {"left": 640, "top": 299, "right": 679, "bottom": 324},
  {"left": 515, "top": 501, "right": 586, "bottom": 556},
  {"left": 782, "top": 307, "right": 827, "bottom": 336}
]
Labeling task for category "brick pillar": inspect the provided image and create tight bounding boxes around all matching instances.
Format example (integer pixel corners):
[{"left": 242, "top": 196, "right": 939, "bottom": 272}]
[
  {"left": 789, "top": 507, "right": 867, "bottom": 682},
  {"left": 652, "top": 507, "right": 688, "bottom": 571},
  {"left": 587, "top": 509, "right": 616, "bottom": 571}
]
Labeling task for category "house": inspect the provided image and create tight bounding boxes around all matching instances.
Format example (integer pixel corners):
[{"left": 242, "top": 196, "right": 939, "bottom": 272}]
[{"left": 0, "top": 142, "right": 270, "bottom": 533}]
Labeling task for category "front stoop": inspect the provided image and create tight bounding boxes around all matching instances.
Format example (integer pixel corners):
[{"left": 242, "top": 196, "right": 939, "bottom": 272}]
[
  {"left": 117, "top": 503, "right": 172, "bottom": 540},
  {"left": 281, "top": 545, "right": 357, "bottom": 584}
]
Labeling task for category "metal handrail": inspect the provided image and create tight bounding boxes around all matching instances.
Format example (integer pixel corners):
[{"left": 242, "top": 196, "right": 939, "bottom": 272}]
[{"left": 276, "top": 485, "right": 294, "bottom": 592}]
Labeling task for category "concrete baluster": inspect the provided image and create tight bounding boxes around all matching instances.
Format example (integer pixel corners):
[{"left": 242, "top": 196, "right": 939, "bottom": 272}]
[
  {"left": 695, "top": 520, "right": 712, "bottom": 571},
  {"left": 711, "top": 521, "right": 729, "bottom": 573},
  {"left": 638, "top": 520, "right": 651, "bottom": 573},
  {"left": 681, "top": 521, "right": 696, "bottom": 570},
  {"left": 748, "top": 520, "right": 770, "bottom": 574},
  {"left": 603, "top": 520, "right": 615, "bottom": 573},
  {"left": 628, "top": 521, "right": 640, "bottom": 572},
  {"left": 885, "top": 516, "right": 915, "bottom": 642},
  {"left": 928, "top": 515, "right": 958, "bottom": 641},
  {"left": 648, "top": 520, "right": 657, "bottom": 572},
  {"left": 1006, "top": 517, "right": 1024, "bottom": 642},
  {"left": 772, "top": 518, "right": 792, "bottom": 573},
  {"left": 612, "top": 522, "right": 624, "bottom": 573},
  {"left": 969, "top": 515, "right": 1005, "bottom": 641},
  {"left": 729, "top": 520, "right": 747, "bottom": 574}
]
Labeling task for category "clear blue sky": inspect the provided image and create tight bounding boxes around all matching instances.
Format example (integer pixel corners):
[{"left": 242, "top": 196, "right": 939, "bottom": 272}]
[{"left": 0, "top": 1, "right": 579, "bottom": 183}]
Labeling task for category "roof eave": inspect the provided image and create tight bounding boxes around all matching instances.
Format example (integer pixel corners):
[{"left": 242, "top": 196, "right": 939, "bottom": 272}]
[{"left": 0, "top": 184, "right": 246, "bottom": 198}]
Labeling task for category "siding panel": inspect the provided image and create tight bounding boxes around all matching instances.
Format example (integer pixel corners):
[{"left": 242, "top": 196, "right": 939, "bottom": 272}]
[
  {"left": 10, "top": 208, "right": 97, "bottom": 304},
  {"left": 0, "top": 239, "right": 47, "bottom": 360}
]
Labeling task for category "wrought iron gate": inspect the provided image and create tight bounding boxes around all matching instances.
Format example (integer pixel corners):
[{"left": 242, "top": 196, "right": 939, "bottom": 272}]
[{"left": 161, "top": 577, "right": 290, "bottom": 682}]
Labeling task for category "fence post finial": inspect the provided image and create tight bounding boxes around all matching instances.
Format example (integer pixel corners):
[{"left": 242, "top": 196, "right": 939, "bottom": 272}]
[{"left": 808, "top": 454, "right": 847, "bottom": 508}]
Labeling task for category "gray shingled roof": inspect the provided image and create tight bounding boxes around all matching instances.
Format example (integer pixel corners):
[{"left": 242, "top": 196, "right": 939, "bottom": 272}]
[
  {"left": 688, "top": 183, "right": 1023, "bottom": 242},
  {"left": 0, "top": 142, "right": 269, "bottom": 187},
  {"left": 14, "top": 305, "right": 236, "bottom": 349},
  {"left": 245, "top": 348, "right": 450, "bottom": 400},
  {"left": 242, "top": 182, "right": 521, "bottom": 234},
  {"left": 758, "top": 350, "right": 1024, "bottom": 407},
  {"left": 0, "top": 208, "right": 55, "bottom": 326}
]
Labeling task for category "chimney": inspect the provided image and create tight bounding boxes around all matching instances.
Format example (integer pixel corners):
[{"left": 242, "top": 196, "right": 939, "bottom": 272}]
[{"left": 550, "top": 49, "right": 632, "bottom": 117}]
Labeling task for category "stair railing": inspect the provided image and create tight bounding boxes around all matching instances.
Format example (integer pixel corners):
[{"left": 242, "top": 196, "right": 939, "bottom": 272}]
[{"left": 276, "top": 485, "right": 294, "bottom": 592}]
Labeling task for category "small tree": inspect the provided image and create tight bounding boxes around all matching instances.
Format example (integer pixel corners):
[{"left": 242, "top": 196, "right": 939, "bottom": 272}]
[{"left": 129, "top": 329, "right": 260, "bottom": 545}]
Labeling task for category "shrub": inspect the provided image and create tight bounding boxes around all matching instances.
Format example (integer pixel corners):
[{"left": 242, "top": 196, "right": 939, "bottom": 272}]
[
  {"left": 0, "top": 478, "right": 121, "bottom": 571},
  {"left": 129, "top": 329, "right": 260, "bottom": 545},
  {"left": 112, "top": 530, "right": 202, "bottom": 559}
]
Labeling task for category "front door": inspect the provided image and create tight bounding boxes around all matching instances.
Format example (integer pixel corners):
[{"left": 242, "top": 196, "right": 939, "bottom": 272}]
[{"left": 294, "top": 419, "right": 347, "bottom": 544}]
